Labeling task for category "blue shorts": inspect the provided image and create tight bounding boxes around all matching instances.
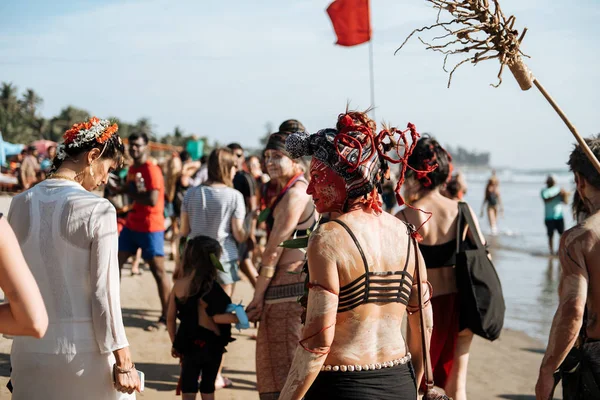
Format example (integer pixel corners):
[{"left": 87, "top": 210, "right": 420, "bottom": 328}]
[
  {"left": 217, "top": 261, "right": 241, "bottom": 286},
  {"left": 119, "top": 227, "right": 165, "bottom": 260}
]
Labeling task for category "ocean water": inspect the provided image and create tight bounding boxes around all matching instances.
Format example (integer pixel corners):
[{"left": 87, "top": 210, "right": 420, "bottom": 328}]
[{"left": 461, "top": 168, "right": 575, "bottom": 342}]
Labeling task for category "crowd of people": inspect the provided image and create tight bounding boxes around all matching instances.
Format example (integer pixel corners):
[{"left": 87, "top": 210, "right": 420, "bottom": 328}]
[
  {"left": 1, "top": 112, "right": 600, "bottom": 400},
  {"left": 1, "top": 144, "right": 58, "bottom": 191}
]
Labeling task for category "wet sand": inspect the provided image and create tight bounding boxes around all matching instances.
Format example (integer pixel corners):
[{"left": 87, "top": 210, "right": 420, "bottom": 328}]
[{"left": 0, "top": 194, "right": 562, "bottom": 399}]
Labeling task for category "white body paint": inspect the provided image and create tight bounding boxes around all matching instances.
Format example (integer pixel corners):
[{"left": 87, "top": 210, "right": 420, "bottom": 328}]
[{"left": 329, "top": 312, "right": 406, "bottom": 363}]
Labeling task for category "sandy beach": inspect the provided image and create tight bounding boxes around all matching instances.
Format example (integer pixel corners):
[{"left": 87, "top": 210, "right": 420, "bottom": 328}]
[{"left": 0, "top": 194, "right": 562, "bottom": 399}]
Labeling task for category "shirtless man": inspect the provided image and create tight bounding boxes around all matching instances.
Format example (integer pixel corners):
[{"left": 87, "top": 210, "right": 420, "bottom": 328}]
[{"left": 536, "top": 138, "right": 600, "bottom": 399}]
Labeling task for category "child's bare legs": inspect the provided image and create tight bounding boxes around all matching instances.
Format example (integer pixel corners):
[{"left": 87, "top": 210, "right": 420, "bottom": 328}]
[
  {"left": 445, "top": 329, "right": 474, "bottom": 400},
  {"left": 131, "top": 248, "right": 143, "bottom": 275}
]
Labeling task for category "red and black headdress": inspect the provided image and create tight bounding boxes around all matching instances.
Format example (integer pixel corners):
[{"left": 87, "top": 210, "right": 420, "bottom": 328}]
[{"left": 285, "top": 111, "right": 435, "bottom": 217}]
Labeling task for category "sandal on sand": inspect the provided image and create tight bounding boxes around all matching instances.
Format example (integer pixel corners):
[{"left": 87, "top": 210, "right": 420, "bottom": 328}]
[
  {"left": 145, "top": 317, "right": 167, "bottom": 332},
  {"left": 214, "top": 376, "right": 233, "bottom": 390}
]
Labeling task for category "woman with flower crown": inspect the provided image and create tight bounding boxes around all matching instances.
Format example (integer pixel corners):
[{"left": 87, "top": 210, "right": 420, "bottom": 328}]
[
  {"left": 7, "top": 117, "right": 141, "bottom": 399},
  {"left": 277, "top": 111, "right": 433, "bottom": 400}
]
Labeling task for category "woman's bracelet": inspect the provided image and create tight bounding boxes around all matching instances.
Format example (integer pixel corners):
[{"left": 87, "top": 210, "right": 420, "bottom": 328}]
[{"left": 114, "top": 363, "right": 136, "bottom": 374}]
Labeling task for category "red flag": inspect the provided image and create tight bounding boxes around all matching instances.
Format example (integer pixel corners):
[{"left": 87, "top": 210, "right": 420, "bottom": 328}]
[{"left": 327, "top": 0, "right": 371, "bottom": 47}]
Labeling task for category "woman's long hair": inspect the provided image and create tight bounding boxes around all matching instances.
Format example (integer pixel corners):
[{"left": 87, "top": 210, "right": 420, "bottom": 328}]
[
  {"left": 180, "top": 236, "right": 222, "bottom": 301},
  {"left": 207, "top": 148, "right": 236, "bottom": 187}
]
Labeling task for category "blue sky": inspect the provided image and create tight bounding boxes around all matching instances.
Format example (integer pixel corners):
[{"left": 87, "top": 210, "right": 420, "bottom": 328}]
[{"left": 1, "top": 0, "right": 599, "bottom": 169}]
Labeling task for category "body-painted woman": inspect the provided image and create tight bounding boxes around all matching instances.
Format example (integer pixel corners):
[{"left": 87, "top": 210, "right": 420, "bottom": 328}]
[{"left": 278, "top": 111, "right": 434, "bottom": 400}]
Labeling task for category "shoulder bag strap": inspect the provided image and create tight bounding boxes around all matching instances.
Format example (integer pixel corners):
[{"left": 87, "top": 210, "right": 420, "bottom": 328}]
[
  {"left": 413, "top": 235, "right": 435, "bottom": 392},
  {"left": 458, "top": 202, "right": 486, "bottom": 251},
  {"left": 456, "top": 203, "right": 464, "bottom": 254}
]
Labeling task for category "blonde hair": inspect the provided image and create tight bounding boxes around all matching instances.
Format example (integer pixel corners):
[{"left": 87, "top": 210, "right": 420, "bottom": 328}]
[
  {"left": 207, "top": 148, "right": 236, "bottom": 187},
  {"left": 165, "top": 155, "right": 183, "bottom": 202}
]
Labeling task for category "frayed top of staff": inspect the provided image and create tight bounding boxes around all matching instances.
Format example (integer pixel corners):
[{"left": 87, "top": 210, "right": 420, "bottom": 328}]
[{"left": 395, "top": 0, "right": 530, "bottom": 88}]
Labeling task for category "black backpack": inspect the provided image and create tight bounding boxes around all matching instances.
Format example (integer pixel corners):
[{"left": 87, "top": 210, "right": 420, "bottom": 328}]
[{"left": 455, "top": 202, "right": 505, "bottom": 341}]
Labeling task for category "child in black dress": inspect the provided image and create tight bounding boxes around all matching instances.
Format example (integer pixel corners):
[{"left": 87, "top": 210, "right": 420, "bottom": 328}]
[{"left": 167, "top": 236, "right": 248, "bottom": 400}]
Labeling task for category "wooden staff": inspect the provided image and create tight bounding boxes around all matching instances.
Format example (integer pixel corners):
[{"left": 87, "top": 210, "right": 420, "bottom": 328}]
[{"left": 397, "top": 0, "right": 600, "bottom": 174}]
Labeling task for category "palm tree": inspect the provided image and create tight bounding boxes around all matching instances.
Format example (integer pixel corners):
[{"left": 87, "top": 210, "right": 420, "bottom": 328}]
[
  {"left": 174, "top": 126, "right": 183, "bottom": 139},
  {"left": 0, "top": 82, "right": 19, "bottom": 111},
  {"left": 106, "top": 117, "right": 133, "bottom": 139},
  {"left": 19, "top": 89, "right": 46, "bottom": 140},
  {"left": 20, "top": 89, "right": 42, "bottom": 115},
  {"left": 134, "top": 117, "right": 153, "bottom": 137},
  {"left": 47, "top": 106, "right": 90, "bottom": 142},
  {"left": 160, "top": 126, "right": 186, "bottom": 146},
  {"left": 0, "top": 82, "right": 20, "bottom": 140}
]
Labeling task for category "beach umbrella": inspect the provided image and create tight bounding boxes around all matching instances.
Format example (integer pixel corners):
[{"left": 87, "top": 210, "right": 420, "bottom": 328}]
[
  {"left": 31, "top": 139, "right": 57, "bottom": 156},
  {"left": 396, "top": 0, "right": 600, "bottom": 174}
]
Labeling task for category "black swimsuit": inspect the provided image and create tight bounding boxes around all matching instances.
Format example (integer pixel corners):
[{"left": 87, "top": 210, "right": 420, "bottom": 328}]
[
  {"left": 419, "top": 239, "right": 457, "bottom": 269},
  {"left": 486, "top": 191, "right": 499, "bottom": 207}
]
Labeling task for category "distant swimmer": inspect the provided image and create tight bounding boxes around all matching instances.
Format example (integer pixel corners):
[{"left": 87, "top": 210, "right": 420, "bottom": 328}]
[
  {"left": 481, "top": 172, "right": 503, "bottom": 235},
  {"left": 540, "top": 175, "right": 568, "bottom": 256}
]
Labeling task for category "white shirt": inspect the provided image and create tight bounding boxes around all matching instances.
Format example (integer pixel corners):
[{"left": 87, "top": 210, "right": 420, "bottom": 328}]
[
  {"left": 8, "top": 179, "right": 128, "bottom": 355},
  {"left": 182, "top": 185, "right": 245, "bottom": 262}
]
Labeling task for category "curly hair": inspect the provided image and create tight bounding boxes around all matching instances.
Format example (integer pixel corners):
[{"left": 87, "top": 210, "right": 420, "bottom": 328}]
[
  {"left": 286, "top": 109, "right": 435, "bottom": 223},
  {"left": 406, "top": 135, "right": 453, "bottom": 190},
  {"left": 568, "top": 136, "right": 600, "bottom": 190}
]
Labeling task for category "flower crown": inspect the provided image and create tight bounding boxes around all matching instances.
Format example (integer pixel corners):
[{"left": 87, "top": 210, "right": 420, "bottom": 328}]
[{"left": 56, "top": 117, "right": 119, "bottom": 160}]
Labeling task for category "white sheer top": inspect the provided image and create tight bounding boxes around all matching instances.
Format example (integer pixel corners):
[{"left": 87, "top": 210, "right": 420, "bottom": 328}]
[{"left": 7, "top": 179, "right": 129, "bottom": 355}]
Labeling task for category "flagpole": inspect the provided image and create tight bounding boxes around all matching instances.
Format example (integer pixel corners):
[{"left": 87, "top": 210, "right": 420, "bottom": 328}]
[{"left": 368, "top": 39, "right": 376, "bottom": 122}]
